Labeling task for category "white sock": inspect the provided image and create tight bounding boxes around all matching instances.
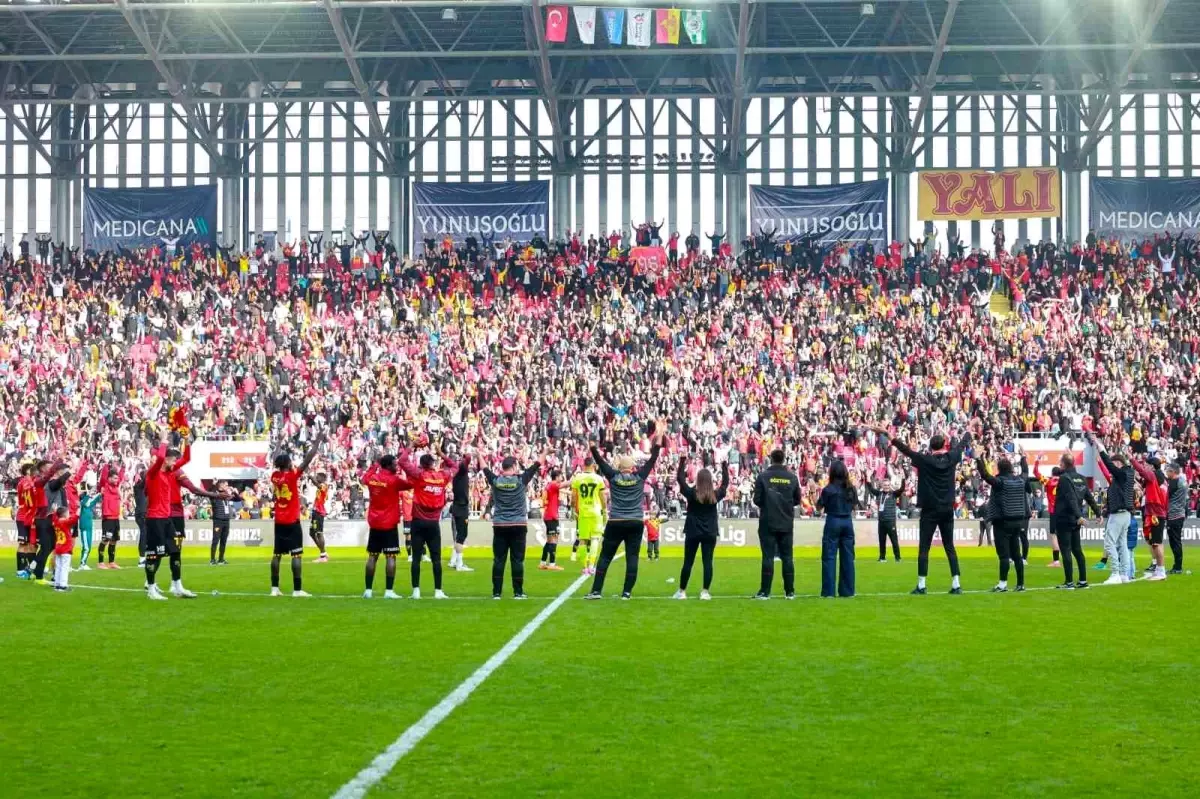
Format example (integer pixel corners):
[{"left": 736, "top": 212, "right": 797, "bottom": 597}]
[
  {"left": 171, "top": 579, "right": 180, "bottom": 590},
  {"left": 917, "top": 576, "right": 926, "bottom": 589},
  {"left": 951, "top": 575, "right": 961, "bottom": 589},
  {"left": 997, "top": 580, "right": 1007, "bottom": 589}
]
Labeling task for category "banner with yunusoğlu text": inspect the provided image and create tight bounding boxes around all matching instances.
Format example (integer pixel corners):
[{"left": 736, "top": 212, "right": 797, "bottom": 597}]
[
  {"left": 1089, "top": 176, "right": 1200, "bottom": 238},
  {"left": 412, "top": 180, "right": 549, "bottom": 251},
  {"left": 748, "top": 180, "right": 888, "bottom": 249},
  {"left": 83, "top": 186, "right": 217, "bottom": 250}
]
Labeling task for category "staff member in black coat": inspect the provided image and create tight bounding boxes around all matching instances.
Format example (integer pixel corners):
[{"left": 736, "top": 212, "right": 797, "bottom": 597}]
[
  {"left": 817, "top": 460, "right": 859, "bottom": 598},
  {"left": 753, "top": 449, "right": 801, "bottom": 600},
  {"left": 1052, "top": 452, "right": 1101, "bottom": 589},
  {"left": 673, "top": 454, "right": 730, "bottom": 601},
  {"left": 975, "top": 455, "right": 1032, "bottom": 592},
  {"left": 875, "top": 426, "right": 971, "bottom": 595}
]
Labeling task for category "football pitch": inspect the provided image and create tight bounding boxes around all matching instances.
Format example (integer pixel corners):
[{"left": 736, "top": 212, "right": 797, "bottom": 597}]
[{"left": 3, "top": 545, "right": 1197, "bottom": 798}]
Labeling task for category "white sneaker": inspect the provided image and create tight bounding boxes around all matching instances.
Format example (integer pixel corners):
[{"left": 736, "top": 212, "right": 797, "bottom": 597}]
[
  {"left": 434, "top": 589, "right": 448, "bottom": 600},
  {"left": 146, "top": 585, "right": 167, "bottom": 601},
  {"left": 362, "top": 589, "right": 374, "bottom": 599},
  {"left": 1102, "top": 574, "right": 1124, "bottom": 586},
  {"left": 455, "top": 563, "right": 475, "bottom": 572},
  {"left": 270, "top": 587, "right": 284, "bottom": 597},
  {"left": 172, "top": 586, "right": 197, "bottom": 599},
  {"left": 292, "top": 590, "right": 311, "bottom": 597},
  {"left": 423, "top": 555, "right": 432, "bottom": 563},
  {"left": 1146, "top": 570, "right": 1167, "bottom": 582},
  {"left": 406, "top": 555, "right": 413, "bottom": 563},
  {"left": 411, "top": 587, "right": 421, "bottom": 599},
  {"left": 673, "top": 590, "right": 687, "bottom": 600},
  {"left": 1122, "top": 574, "right": 1134, "bottom": 583},
  {"left": 76, "top": 564, "right": 92, "bottom": 572},
  {"left": 384, "top": 590, "right": 401, "bottom": 599},
  {"left": 700, "top": 590, "right": 712, "bottom": 601}
]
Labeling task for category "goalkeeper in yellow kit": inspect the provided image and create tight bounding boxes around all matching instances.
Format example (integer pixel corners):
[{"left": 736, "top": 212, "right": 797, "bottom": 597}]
[{"left": 570, "top": 458, "right": 608, "bottom": 576}]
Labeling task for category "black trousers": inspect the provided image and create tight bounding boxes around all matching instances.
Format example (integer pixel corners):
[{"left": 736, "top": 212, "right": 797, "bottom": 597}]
[
  {"left": 136, "top": 514, "right": 147, "bottom": 557},
  {"left": 917, "top": 512, "right": 960, "bottom": 578},
  {"left": 878, "top": 519, "right": 900, "bottom": 560},
  {"left": 409, "top": 519, "right": 443, "bottom": 590},
  {"left": 1167, "top": 519, "right": 1185, "bottom": 571},
  {"left": 1057, "top": 523, "right": 1087, "bottom": 583},
  {"left": 491, "top": 524, "right": 527, "bottom": 596},
  {"left": 679, "top": 535, "right": 716, "bottom": 591},
  {"left": 1019, "top": 521, "right": 1030, "bottom": 561},
  {"left": 993, "top": 519, "right": 1026, "bottom": 585},
  {"left": 210, "top": 520, "right": 230, "bottom": 561},
  {"left": 32, "top": 517, "right": 54, "bottom": 579},
  {"left": 759, "top": 528, "right": 795, "bottom": 595},
  {"left": 590, "top": 520, "right": 643, "bottom": 596}
]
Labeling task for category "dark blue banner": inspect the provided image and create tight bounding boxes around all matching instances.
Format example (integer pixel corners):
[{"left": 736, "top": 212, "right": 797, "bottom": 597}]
[
  {"left": 413, "top": 181, "right": 549, "bottom": 251},
  {"left": 1090, "top": 177, "right": 1200, "bottom": 238},
  {"left": 749, "top": 180, "right": 889, "bottom": 249},
  {"left": 83, "top": 186, "right": 217, "bottom": 250}
]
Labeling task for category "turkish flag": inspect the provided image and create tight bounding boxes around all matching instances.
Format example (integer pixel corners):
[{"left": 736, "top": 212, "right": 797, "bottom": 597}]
[{"left": 545, "top": 5, "right": 569, "bottom": 42}]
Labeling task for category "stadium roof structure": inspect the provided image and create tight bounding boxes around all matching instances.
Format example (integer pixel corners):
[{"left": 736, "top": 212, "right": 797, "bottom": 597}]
[{"left": 0, "top": 0, "right": 1191, "bottom": 160}]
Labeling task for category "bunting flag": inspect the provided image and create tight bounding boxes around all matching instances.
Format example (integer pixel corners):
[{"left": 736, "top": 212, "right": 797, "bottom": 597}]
[
  {"left": 573, "top": 6, "right": 597, "bottom": 45},
  {"left": 655, "top": 8, "right": 680, "bottom": 45},
  {"left": 683, "top": 9, "right": 709, "bottom": 44},
  {"left": 627, "top": 8, "right": 653, "bottom": 47},
  {"left": 602, "top": 8, "right": 624, "bottom": 45},
  {"left": 544, "top": 5, "right": 569, "bottom": 42}
]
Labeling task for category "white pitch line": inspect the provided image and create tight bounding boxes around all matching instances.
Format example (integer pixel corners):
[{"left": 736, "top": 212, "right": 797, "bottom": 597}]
[{"left": 330, "top": 568, "right": 594, "bottom": 799}]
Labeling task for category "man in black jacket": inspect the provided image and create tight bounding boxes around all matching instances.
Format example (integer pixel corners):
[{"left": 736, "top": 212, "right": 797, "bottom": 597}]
[
  {"left": 752, "top": 449, "right": 801, "bottom": 599},
  {"left": 1052, "top": 452, "right": 1101, "bottom": 589},
  {"left": 976, "top": 455, "right": 1032, "bottom": 592},
  {"left": 876, "top": 427, "right": 970, "bottom": 595}
]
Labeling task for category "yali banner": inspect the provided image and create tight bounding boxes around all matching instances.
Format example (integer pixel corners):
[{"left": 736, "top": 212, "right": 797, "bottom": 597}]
[
  {"left": 1090, "top": 176, "right": 1200, "bottom": 238},
  {"left": 748, "top": 180, "right": 888, "bottom": 249},
  {"left": 413, "top": 180, "right": 550, "bottom": 250},
  {"left": 83, "top": 186, "right": 217, "bottom": 250}
]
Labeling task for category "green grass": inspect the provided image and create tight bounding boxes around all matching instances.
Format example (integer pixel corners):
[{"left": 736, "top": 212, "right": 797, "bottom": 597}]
[{"left": 2, "top": 545, "right": 1196, "bottom": 798}]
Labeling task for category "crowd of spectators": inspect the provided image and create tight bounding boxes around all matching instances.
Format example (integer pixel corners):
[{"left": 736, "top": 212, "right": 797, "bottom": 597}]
[{"left": 2, "top": 222, "right": 1200, "bottom": 522}]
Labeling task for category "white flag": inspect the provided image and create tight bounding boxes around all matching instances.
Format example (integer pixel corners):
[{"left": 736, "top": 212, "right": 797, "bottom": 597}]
[
  {"left": 573, "top": 6, "right": 597, "bottom": 45},
  {"left": 626, "top": 8, "right": 653, "bottom": 47}
]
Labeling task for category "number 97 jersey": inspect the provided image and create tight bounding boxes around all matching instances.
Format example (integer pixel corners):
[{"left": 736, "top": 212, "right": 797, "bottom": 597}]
[{"left": 570, "top": 472, "right": 607, "bottom": 519}]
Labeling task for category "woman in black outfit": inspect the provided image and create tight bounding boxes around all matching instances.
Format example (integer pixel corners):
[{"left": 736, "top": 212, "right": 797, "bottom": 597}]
[
  {"left": 673, "top": 455, "right": 730, "bottom": 600},
  {"left": 817, "top": 460, "right": 860, "bottom": 598}
]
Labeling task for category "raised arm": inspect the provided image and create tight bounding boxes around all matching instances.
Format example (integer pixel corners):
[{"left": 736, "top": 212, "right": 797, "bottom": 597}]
[
  {"left": 1130, "top": 456, "right": 1156, "bottom": 486},
  {"left": 589, "top": 445, "right": 616, "bottom": 480},
  {"left": 717, "top": 461, "right": 731, "bottom": 500},
  {"left": 176, "top": 474, "right": 226, "bottom": 501},
  {"left": 975, "top": 456, "right": 999, "bottom": 487},
  {"left": 298, "top": 431, "right": 327, "bottom": 475}
]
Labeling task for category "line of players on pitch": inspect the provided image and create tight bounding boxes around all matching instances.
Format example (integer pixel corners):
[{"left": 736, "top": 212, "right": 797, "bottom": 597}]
[{"left": 15, "top": 421, "right": 1185, "bottom": 600}]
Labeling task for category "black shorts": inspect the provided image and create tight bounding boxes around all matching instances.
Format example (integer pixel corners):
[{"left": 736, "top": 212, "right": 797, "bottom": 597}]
[
  {"left": 274, "top": 521, "right": 304, "bottom": 556},
  {"left": 452, "top": 515, "right": 469, "bottom": 545},
  {"left": 16, "top": 520, "right": 31, "bottom": 546},
  {"left": 545, "top": 519, "right": 560, "bottom": 537},
  {"left": 1048, "top": 517, "right": 1057, "bottom": 537},
  {"left": 310, "top": 513, "right": 325, "bottom": 535},
  {"left": 367, "top": 526, "right": 401, "bottom": 555},
  {"left": 101, "top": 519, "right": 122, "bottom": 541},
  {"left": 146, "top": 518, "right": 180, "bottom": 558},
  {"left": 172, "top": 516, "right": 186, "bottom": 537},
  {"left": 1147, "top": 517, "right": 1165, "bottom": 546},
  {"left": 403, "top": 521, "right": 412, "bottom": 536}
]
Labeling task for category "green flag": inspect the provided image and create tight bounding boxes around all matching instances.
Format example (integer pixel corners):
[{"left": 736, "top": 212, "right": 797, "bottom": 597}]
[{"left": 683, "top": 9, "right": 708, "bottom": 45}]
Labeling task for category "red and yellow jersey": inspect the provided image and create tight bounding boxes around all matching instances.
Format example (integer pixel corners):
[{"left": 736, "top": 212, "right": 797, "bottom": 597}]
[
  {"left": 271, "top": 469, "right": 302, "bottom": 524},
  {"left": 313, "top": 485, "right": 329, "bottom": 516},
  {"left": 645, "top": 518, "right": 662, "bottom": 541},
  {"left": 16, "top": 476, "right": 37, "bottom": 525}
]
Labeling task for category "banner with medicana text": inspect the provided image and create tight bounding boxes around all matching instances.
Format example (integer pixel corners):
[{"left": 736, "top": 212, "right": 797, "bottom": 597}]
[
  {"left": 1089, "top": 176, "right": 1200, "bottom": 237},
  {"left": 917, "top": 168, "right": 1061, "bottom": 220},
  {"left": 83, "top": 185, "right": 218, "bottom": 250},
  {"left": 412, "top": 180, "right": 549, "bottom": 251}
]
